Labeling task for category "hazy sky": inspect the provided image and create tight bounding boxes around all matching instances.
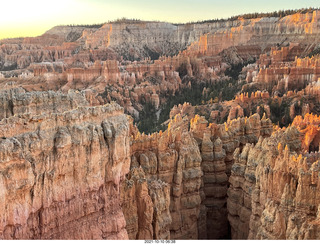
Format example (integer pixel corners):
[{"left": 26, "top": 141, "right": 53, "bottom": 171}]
[{"left": 0, "top": 0, "right": 319, "bottom": 39}]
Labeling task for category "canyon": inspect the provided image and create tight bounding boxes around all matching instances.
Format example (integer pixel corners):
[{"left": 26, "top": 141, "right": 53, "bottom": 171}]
[{"left": 1, "top": 9, "right": 320, "bottom": 240}]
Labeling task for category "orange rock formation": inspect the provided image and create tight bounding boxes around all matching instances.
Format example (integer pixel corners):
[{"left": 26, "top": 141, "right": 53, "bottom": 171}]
[
  {"left": 2, "top": 10, "right": 320, "bottom": 241},
  {"left": 0, "top": 89, "right": 130, "bottom": 239}
]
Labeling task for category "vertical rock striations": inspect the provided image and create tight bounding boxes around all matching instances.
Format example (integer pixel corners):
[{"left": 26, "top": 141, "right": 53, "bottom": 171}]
[
  {"left": 190, "top": 113, "right": 272, "bottom": 239},
  {"left": 120, "top": 167, "right": 154, "bottom": 239},
  {"left": 0, "top": 89, "right": 130, "bottom": 239},
  {"left": 228, "top": 113, "right": 320, "bottom": 240},
  {"left": 2, "top": 88, "right": 320, "bottom": 240},
  {"left": 129, "top": 114, "right": 203, "bottom": 239}
]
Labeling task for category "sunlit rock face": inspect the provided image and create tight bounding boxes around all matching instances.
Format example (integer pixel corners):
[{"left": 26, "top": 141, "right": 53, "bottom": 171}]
[
  {"left": 228, "top": 114, "right": 320, "bottom": 240},
  {"left": 129, "top": 115, "right": 203, "bottom": 239},
  {"left": 2, "top": 10, "right": 320, "bottom": 241},
  {"left": 2, "top": 10, "right": 320, "bottom": 75},
  {"left": 189, "top": 113, "right": 272, "bottom": 239},
  {"left": 0, "top": 88, "right": 131, "bottom": 239},
  {"left": 1, "top": 10, "right": 320, "bottom": 119},
  {"left": 2, "top": 86, "right": 320, "bottom": 240}
]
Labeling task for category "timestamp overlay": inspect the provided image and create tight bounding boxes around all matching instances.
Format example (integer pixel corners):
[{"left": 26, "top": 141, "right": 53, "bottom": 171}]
[
  {"left": 144, "top": 241, "right": 176, "bottom": 244},
  {"left": 138, "top": 240, "right": 232, "bottom": 244}
]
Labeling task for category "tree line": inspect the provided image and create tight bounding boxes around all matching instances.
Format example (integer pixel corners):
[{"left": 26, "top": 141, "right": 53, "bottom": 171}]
[{"left": 179, "top": 8, "right": 319, "bottom": 25}]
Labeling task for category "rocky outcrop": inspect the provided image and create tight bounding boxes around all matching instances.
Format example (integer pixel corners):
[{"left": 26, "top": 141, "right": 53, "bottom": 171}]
[
  {"left": 120, "top": 166, "right": 172, "bottom": 240},
  {"left": 0, "top": 89, "right": 131, "bottom": 239},
  {"left": 130, "top": 114, "right": 203, "bottom": 239},
  {"left": 148, "top": 179, "right": 172, "bottom": 239},
  {"left": 189, "top": 113, "right": 272, "bottom": 239},
  {"left": 0, "top": 88, "right": 93, "bottom": 120},
  {"left": 245, "top": 46, "right": 320, "bottom": 95},
  {"left": 2, "top": 10, "right": 320, "bottom": 82},
  {"left": 120, "top": 167, "right": 154, "bottom": 239},
  {"left": 81, "top": 22, "right": 183, "bottom": 59},
  {"left": 227, "top": 112, "right": 320, "bottom": 240},
  {"left": 292, "top": 113, "right": 320, "bottom": 152},
  {"left": 2, "top": 11, "right": 320, "bottom": 129},
  {"left": 3, "top": 85, "right": 320, "bottom": 240},
  {"left": 185, "top": 11, "right": 320, "bottom": 61},
  {"left": 3, "top": 10, "right": 320, "bottom": 240}
]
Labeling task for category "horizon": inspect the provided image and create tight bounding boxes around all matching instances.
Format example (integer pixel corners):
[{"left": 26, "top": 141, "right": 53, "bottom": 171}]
[{"left": 1, "top": 0, "right": 320, "bottom": 40}]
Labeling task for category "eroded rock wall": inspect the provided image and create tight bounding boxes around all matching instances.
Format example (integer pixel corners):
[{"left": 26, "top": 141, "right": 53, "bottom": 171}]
[
  {"left": 0, "top": 89, "right": 130, "bottom": 239},
  {"left": 190, "top": 113, "right": 272, "bottom": 239},
  {"left": 3, "top": 87, "right": 320, "bottom": 240},
  {"left": 228, "top": 114, "right": 320, "bottom": 240},
  {"left": 129, "top": 114, "right": 203, "bottom": 239}
]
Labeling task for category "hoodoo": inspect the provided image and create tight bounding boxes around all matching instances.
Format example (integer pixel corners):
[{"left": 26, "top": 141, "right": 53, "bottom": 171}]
[{"left": 1, "top": 6, "right": 320, "bottom": 240}]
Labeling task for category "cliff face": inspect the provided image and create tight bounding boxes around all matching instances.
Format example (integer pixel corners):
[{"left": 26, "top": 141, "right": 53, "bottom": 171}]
[
  {"left": 2, "top": 87, "right": 320, "bottom": 240},
  {"left": 189, "top": 113, "right": 272, "bottom": 239},
  {"left": 82, "top": 22, "right": 183, "bottom": 58},
  {"left": 2, "top": 11, "right": 320, "bottom": 73},
  {"left": 246, "top": 47, "right": 320, "bottom": 95},
  {"left": 228, "top": 113, "right": 320, "bottom": 240},
  {"left": 2, "top": 11, "right": 320, "bottom": 123},
  {"left": 3, "top": 10, "right": 320, "bottom": 241},
  {"left": 0, "top": 88, "right": 206, "bottom": 240},
  {"left": 0, "top": 88, "right": 131, "bottom": 239},
  {"left": 121, "top": 112, "right": 274, "bottom": 240},
  {"left": 129, "top": 115, "right": 203, "bottom": 239},
  {"left": 120, "top": 167, "right": 154, "bottom": 239}
]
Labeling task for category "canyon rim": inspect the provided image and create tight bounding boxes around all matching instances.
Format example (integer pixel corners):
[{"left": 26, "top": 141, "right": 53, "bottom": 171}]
[{"left": 1, "top": 2, "right": 320, "bottom": 240}]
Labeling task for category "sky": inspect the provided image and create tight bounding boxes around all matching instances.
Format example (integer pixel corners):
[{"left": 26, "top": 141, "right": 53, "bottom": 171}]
[{"left": 0, "top": 0, "right": 320, "bottom": 40}]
